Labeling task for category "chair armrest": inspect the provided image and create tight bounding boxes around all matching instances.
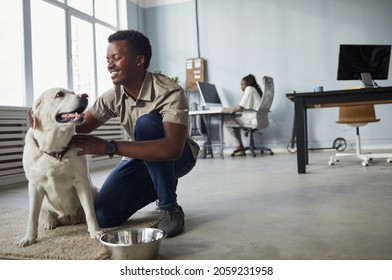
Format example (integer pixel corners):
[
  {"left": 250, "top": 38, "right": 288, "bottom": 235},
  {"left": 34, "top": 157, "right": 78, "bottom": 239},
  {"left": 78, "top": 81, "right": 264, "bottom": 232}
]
[
  {"left": 231, "top": 108, "right": 257, "bottom": 118},
  {"left": 240, "top": 108, "right": 257, "bottom": 113}
]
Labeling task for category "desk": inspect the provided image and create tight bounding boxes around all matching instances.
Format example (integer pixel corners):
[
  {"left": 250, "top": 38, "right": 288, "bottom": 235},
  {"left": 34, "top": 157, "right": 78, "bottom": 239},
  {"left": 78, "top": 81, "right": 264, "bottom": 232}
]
[
  {"left": 189, "top": 109, "right": 227, "bottom": 159},
  {"left": 286, "top": 86, "right": 392, "bottom": 174}
]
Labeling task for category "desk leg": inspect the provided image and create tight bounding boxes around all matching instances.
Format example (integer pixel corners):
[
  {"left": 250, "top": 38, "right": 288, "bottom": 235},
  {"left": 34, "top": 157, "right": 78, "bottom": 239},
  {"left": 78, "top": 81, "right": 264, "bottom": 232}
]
[
  {"left": 294, "top": 97, "right": 307, "bottom": 173},
  {"left": 304, "top": 108, "right": 309, "bottom": 165},
  {"left": 219, "top": 114, "right": 224, "bottom": 159},
  {"left": 203, "top": 115, "right": 213, "bottom": 158}
]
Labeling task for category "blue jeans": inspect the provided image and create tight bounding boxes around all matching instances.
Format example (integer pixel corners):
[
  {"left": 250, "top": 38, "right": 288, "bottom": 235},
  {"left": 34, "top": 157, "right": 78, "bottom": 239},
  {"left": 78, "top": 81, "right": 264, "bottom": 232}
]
[{"left": 94, "top": 113, "right": 196, "bottom": 228}]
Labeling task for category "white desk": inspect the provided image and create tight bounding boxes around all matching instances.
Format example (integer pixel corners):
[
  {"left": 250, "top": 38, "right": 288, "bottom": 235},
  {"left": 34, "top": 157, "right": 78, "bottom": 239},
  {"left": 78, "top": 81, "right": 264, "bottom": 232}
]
[{"left": 189, "top": 109, "right": 227, "bottom": 159}]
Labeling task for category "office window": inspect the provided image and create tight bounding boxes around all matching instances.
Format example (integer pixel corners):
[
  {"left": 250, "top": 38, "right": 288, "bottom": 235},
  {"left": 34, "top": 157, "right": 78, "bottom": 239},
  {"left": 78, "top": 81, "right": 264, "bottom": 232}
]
[
  {"left": 0, "top": 0, "right": 24, "bottom": 106},
  {"left": 31, "top": 0, "right": 68, "bottom": 99},
  {"left": 96, "top": 24, "right": 116, "bottom": 97},
  {"left": 95, "top": 0, "right": 118, "bottom": 27},
  {"left": 0, "top": 0, "right": 122, "bottom": 107},
  {"left": 71, "top": 16, "right": 95, "bottom": 95},
  {"left": 67, "top": 0, "right": 93, "bottom": 16}
]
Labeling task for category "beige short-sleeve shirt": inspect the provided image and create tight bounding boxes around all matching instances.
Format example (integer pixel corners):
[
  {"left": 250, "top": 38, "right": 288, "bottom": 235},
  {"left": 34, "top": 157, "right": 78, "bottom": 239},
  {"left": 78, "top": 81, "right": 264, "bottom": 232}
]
[{"left": 89, "top": 72, "right": 199, "bottom": 159}]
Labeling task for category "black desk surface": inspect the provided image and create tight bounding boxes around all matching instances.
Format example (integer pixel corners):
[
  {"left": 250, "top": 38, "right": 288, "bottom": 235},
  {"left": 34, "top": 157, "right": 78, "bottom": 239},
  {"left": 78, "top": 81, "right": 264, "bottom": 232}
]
[{"left": 286, "top": 86, "right": 392, "bottom": 108}]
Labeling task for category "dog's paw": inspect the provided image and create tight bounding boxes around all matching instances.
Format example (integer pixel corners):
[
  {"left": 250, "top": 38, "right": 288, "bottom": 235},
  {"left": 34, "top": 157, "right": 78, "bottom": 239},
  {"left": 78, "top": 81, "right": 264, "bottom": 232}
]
[
  {"left": 90, "top": 230, "right": 103, "bottom": 240},
  {"left": 18, "top": 236, "right": 36, "bottom": 247},
  {"left": 43, "top": 221, "right": 58, "bottom": 230}
]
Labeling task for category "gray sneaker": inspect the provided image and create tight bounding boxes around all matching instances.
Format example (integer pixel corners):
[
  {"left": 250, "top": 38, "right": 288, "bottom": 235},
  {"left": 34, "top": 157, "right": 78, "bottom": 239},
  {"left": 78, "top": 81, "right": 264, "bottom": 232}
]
[{"left": 158, "top": 206, "right": 185, "bottom": 238}]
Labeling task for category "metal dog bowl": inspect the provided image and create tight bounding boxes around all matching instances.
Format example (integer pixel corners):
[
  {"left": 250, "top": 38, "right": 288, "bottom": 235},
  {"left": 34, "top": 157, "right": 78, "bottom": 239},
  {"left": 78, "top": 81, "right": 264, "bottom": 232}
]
[{"left": 99, "top": 228, "right": 166, "bottom": 260}]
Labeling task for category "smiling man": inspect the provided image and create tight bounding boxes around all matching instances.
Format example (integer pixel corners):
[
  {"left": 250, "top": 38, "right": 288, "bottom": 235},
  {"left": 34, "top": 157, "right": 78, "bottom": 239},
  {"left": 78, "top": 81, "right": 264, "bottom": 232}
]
[{"left": 68, "top": 29, "right": 199, "bottom": 237}]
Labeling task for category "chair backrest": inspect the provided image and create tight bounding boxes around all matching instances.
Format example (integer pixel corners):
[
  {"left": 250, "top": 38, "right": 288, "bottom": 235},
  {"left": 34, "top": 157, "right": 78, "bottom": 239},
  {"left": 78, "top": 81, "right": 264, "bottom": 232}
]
[{"left": 255, "top": 76, "right": 274, "bottom": 129}]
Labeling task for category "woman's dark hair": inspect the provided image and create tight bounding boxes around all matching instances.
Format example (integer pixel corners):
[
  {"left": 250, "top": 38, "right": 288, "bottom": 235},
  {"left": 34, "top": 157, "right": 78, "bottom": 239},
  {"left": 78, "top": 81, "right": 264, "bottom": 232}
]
[
  {"left": 108, "top": 30, "right": 152, "bottom": 69},
  {"left": 242, "top": 74, "right": 263, "bottom": 97}
]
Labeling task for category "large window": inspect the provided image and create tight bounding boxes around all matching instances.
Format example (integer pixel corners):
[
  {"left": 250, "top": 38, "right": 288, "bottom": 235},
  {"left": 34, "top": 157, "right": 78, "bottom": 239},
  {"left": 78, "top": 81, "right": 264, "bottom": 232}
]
[
  {"left": 0, "top": 0, "right": 123, "bottom": 107},
  {"left": 67, "top": 0, "right": 93, "bottom": 16},
  {"left": 95, "top": 0, "right": 118, "bottom": 27},
  {"left": 71, "top": 16, "right": 95, "bottom": 95},
  {"left": 31, "top": 0, "right": 68, "bottom": 99},
  {"left": 96, "top": 24, "right": 117, "bottom": 95},
  {"left": 0, "top": 0, "right": 24, "bottom": 106}
]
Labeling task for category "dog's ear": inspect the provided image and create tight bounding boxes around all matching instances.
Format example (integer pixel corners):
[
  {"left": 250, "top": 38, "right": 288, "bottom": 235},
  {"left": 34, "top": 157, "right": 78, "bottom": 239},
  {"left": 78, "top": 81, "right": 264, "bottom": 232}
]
[{"left": 32, "top": 98, "right": 42, "bottom": 130}]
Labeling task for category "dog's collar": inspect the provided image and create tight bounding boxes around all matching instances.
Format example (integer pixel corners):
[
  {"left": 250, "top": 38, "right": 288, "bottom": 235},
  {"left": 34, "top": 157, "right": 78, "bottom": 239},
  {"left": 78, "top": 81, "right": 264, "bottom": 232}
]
[
  {"left": 33, "top": 137, "right": 70, "bottom": 161},
  {"left": 44, "top": 148, "right": 70, "bottom": 161}
]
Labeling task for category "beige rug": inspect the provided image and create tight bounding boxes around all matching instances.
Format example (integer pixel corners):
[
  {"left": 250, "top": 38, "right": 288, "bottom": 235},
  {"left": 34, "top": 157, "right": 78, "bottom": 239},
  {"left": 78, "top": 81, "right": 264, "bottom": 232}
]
[{"left": 0, "top": 208, "right": 159, "bottom": 260}]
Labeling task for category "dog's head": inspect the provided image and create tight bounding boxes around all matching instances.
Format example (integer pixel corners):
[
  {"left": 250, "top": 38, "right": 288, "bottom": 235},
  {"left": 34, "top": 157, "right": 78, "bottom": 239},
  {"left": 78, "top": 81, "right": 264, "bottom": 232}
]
[{"left": 32, "top": 88, "right": 88, "bottom": 131}]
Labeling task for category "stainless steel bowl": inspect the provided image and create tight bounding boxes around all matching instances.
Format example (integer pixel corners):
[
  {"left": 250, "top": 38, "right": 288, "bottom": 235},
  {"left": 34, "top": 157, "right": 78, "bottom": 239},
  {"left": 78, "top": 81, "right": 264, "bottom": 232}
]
[{"left": 99, "top": 228, "right": 166, "bottom": 260}]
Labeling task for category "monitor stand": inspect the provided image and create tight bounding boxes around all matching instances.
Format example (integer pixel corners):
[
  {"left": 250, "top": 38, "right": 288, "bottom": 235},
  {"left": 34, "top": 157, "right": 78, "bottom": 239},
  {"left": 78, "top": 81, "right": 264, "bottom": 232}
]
[{"left": 361, "top": 72, "right": 374, "bottom": 88}]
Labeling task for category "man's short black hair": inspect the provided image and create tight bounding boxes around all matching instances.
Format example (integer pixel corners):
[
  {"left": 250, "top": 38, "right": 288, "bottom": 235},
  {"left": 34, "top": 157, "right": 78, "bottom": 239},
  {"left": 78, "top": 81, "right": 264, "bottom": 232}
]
[{"left": 108, "top": 30, "right": 152, "bottom": 69}]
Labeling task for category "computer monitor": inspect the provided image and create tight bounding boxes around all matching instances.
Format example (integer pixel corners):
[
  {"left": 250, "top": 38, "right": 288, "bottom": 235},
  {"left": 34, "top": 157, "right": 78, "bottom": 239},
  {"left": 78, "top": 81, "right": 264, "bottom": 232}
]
[
  {"left": 196, "top": 81, "right": 222, "bottom": 109},
  {"left": 337, "top": 44, "right": 391, "bottom": 87}
]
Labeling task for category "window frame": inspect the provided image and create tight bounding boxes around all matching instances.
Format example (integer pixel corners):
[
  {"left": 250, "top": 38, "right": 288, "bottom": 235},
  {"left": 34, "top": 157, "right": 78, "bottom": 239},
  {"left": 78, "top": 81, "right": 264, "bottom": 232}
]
[{"left": 18, "top": 0, "right": 121, "bottom": 107}]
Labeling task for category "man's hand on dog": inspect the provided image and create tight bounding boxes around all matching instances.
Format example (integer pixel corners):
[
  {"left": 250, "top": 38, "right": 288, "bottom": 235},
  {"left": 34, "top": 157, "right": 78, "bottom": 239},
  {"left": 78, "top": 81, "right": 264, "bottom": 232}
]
[{"left": 68, "top": 134, "right": 107, "bottom": 156}]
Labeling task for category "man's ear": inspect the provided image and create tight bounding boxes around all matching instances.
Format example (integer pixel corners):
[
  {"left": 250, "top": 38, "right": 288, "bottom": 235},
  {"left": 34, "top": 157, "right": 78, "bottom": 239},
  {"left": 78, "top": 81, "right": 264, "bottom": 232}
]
[
  {"left": 32, "top": 98, "right": 42, "bottom": 130},
  {"left": 136, "top": 55, "right": 145, "bottom": 67}
]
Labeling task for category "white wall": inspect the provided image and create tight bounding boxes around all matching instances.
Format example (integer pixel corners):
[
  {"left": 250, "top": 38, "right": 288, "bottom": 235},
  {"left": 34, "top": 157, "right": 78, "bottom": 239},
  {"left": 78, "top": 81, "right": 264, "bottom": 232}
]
[{"left": 132, "top": 0, "right": 392, "bottom": 151}]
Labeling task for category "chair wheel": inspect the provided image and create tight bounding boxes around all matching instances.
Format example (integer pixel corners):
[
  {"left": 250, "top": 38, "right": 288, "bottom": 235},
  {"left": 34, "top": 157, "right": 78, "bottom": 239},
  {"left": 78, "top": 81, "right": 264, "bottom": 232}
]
[
  {"left": 328, "top": 157, "right": 336, "bottom": 165},
  {"left": 361, "top": 161, "right": 368, "bottom": 167},
  {"left": 333, "top": 137, "right": 347, "bottom": 152},
  {"left": 387, "top": 158, "right": 392, "bottom": 163}
]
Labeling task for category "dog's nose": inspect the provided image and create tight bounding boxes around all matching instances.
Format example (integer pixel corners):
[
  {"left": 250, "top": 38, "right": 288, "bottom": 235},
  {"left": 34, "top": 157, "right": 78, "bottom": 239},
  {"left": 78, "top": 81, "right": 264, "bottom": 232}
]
[{"left": 79, "top": 93, "right": 89, "bottom": 99}]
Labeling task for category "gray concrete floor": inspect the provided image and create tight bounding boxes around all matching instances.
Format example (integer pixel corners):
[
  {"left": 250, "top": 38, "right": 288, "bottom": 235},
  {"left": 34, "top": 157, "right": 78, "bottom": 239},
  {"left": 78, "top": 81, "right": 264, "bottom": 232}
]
[{"left": 1, "top": 150, "right": 392, "bottom": 260}]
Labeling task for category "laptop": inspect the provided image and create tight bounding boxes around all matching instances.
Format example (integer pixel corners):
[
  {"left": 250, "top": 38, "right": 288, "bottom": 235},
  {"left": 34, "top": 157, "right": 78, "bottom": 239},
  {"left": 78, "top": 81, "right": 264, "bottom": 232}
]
[{"left": 196, "top": 81, "right": 224, "bottom": 113}]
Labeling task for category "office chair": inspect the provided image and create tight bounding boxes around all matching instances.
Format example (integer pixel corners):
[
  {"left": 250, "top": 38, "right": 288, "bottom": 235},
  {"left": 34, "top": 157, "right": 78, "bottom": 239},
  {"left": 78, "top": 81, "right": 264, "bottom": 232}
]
[
  {"left": 230, "top": 76, "right": 274, "bottom": 157},
  {"left": 328, "top": 104, "right": 392, "bottom": 166}
]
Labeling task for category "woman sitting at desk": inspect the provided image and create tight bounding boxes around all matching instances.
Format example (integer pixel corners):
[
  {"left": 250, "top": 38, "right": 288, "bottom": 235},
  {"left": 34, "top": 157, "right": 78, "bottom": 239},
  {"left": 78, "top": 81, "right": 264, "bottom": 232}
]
[{"left": 223, "top": 74, "right": 263, "bottom": 156}]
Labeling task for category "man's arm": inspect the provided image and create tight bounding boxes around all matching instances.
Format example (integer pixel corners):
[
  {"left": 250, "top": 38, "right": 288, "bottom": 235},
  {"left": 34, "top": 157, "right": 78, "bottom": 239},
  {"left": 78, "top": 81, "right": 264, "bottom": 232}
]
[
  {"left": 76, "top": 111, "right": 104, "bottom": 134},
  {"left": 117, "top": 122, "right": 188, "bottom": 160},
  {"left": 69, "top": 121, "right": 188, "bottom": 161}
]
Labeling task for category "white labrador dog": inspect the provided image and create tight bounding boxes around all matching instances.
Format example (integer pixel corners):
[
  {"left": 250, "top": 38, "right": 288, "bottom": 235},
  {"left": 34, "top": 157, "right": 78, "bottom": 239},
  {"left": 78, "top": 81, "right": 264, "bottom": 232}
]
[{"left": 18, "top": 88, "right": 102, "bottom": 247}]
